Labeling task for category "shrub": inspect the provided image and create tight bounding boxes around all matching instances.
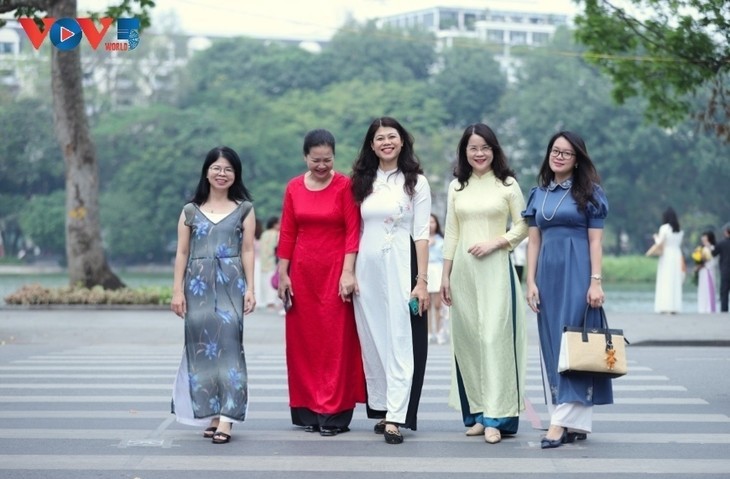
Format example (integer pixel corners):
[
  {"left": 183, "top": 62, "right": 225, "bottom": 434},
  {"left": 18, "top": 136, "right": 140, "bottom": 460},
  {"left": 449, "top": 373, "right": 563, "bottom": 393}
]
[{"left": 3, "top": 283, "right": 172, "bottom": 306}]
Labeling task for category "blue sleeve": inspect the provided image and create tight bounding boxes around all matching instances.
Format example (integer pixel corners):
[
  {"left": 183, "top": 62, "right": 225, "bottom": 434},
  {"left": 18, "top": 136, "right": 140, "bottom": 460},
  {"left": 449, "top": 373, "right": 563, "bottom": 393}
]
[
  {"left": 587, "top": 184, "right": 608, "bottom": 228},
  {"left": 521, "top": 186, "right": 539, "bottom": 227}
]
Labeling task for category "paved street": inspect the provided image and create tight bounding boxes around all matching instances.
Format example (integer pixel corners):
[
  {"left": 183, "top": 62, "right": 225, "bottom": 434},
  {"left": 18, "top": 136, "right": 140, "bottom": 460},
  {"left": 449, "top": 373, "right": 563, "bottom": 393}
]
[{"left": 0, "top": 307, "right": 729, "bottom": 478}]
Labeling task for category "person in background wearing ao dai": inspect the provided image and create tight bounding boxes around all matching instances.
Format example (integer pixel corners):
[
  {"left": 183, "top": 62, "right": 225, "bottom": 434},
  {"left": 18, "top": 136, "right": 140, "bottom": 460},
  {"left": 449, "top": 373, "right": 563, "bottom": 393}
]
[
  {"left": 440, "top": 123, "right": 528, "bottom": 445},
  {"left": 276, "top": 129, "right": 366, "bottom": 436},
  {"left": 170, "top": 146, "right": 256, "bottom": 444},
  {"left": 696, "top": 230, "right": 718, "bottom": 313},
  {"left": 427, "top": 213, "right": 447, "bottom": 345},
  {"left": 522, "top": 131, "right": 610, "bottom": 449},
  {"left": 649, "top": 207, "right": 684, "bottom": 314},
  {"left": 351, "top": 117, "right": 431, "bottom": 445},
  {"left": 259, "top": 216, "right": 280, "bottom": 311}
]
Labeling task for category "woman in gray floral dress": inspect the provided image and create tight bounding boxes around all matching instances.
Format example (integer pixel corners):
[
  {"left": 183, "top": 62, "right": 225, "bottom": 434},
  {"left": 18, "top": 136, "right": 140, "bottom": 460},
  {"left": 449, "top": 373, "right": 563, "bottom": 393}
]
[{"left": 171, "top": 146, "right": 257, "bottom": 444}]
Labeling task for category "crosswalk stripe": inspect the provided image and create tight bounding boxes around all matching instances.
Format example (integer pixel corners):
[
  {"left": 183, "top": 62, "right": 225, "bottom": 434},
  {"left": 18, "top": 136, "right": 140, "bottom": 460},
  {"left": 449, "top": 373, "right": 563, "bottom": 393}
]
[
  {"left": 0, "top": 407, "right": 725, "bottom": 422},
  {"left": 0, "top": 455, "right": 728, "bottom": 474},
  {"left": 0, "top": 429, "right": 728, "bottom": 444}
]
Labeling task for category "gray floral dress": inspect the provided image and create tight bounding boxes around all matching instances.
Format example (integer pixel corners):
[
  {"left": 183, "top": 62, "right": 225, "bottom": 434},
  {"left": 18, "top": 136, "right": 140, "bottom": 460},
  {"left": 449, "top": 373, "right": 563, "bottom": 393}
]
[{"left": 172, "top": 201, "right": 253, "bottom": 425}]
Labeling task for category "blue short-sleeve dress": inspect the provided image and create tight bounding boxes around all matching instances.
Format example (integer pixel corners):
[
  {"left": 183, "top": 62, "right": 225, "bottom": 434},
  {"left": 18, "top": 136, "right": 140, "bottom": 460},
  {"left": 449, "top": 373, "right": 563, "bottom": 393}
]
[{"left": 522, "top": 181, "right": 612, "bottom": 406}]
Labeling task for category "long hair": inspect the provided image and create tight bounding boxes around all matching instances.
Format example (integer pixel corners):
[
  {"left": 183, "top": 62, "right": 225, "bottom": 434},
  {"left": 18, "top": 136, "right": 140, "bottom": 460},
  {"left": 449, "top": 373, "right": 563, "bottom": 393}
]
[
  {"left": 537, "top": 131, "right": 600, "bottom": 213},
  {"left": 702, "top": 230, "right": 716, "bottom": 247},
  {"left": 191, "top": 146, "right": 252, "bottom": 205},
  {"left": 430, "top": 213, "right": 443, "bottom": 237},
  {"left": 662, "top": 207, "right": 681, "bottom": 232},
  {"left": 454, "top": 123, "right": 515, "bottom": 191},
  {"left": 351, "top": 117, "right": 423, "bottom": 203}
]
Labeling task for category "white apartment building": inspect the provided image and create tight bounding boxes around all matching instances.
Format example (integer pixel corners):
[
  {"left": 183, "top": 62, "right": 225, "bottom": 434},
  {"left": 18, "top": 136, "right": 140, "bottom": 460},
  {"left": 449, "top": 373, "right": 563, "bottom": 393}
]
[{"left": 376, "top": 5, "right": 569, "bottom": 79}]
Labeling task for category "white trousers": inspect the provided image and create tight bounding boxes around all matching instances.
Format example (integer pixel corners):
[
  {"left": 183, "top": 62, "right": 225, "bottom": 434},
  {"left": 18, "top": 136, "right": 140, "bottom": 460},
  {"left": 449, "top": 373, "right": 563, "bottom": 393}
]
[{"left": 540, "top": 352, "right": 593, "bottom": 433}]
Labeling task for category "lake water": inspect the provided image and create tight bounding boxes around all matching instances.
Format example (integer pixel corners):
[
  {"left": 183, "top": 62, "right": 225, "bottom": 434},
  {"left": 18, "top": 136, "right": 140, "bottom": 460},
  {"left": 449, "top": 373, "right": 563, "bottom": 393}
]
[{"left": 0, "top": 270, "right": 703, "bottom": 313}]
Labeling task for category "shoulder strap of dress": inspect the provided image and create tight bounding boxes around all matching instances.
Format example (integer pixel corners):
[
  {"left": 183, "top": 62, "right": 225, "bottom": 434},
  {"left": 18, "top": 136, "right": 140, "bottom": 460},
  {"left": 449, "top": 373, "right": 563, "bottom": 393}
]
[
  {"left": 239, "top": 201, "right": 253, "bottom": 221},
  {"left": 182, "top": 203, "right": 196, "bottom": 226}
]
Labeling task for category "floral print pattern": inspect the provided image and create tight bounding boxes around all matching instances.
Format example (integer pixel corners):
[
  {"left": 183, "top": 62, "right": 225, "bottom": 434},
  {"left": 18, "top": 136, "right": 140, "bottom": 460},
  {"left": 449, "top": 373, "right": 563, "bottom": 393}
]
[{"left": 173, "top": 201, "right": 253, "bottom": 422}]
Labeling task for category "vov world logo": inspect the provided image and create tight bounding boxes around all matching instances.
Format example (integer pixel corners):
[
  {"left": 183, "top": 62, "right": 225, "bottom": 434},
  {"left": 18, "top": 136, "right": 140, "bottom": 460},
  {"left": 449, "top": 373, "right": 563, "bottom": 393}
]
[{"left": 19, "top": 17, "right": 140, "bottom": 52}]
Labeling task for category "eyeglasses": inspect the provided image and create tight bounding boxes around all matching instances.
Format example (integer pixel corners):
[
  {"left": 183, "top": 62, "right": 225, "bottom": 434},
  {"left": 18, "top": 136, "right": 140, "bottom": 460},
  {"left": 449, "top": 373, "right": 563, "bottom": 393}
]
[
  {"left": 467, "top": 145, "right": 492, "bottom": 154},
  {"left": 209, "top": 165, "right": 234, "bottom": 175},
  {"left": 550, "top": 148, "right": 575, "bottom": 160}
]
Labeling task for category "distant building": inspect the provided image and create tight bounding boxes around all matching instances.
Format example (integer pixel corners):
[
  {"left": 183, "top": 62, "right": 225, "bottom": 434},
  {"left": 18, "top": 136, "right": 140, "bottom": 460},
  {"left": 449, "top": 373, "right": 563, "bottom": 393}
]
[
  {"left": 376, "top": 5, "right": 569, "bottom": 80},
  {"left": 0, "top": 20, "right": 212, "bottom": 109}
]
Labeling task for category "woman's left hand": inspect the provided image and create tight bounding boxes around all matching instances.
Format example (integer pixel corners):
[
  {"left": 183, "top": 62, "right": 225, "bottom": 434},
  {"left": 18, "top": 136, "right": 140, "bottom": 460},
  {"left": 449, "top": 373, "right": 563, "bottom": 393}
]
[
  {"left": 339, "top": 270, "right": 358, "bottom": 302},
  {"left": 586, "top": 282, "right": 605, "bottom": 309},
  {"left": 411, "top": 282, "right": 429, "bottom": 316},
  {"left": 243, "top": 289, "right": 256, "bottom": 314},
  {"left": 467, "top": 240, "right": 499, "bottom": 258}
]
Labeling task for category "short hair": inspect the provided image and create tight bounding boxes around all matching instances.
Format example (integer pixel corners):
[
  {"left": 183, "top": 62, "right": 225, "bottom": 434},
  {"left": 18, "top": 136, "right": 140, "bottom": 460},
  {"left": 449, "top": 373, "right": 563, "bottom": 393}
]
[
  {"left": 303, "top": 129, "right": 336, "bottom": 156},
  {"left": 724, "top": 222, "right": 730, "bottom": 234}
]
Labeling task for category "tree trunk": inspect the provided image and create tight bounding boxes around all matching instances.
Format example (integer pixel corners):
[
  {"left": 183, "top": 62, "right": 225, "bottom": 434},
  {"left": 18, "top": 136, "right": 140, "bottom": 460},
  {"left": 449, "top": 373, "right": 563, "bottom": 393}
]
[{"left": 50, "top": 0, "right": 124, "bottom": 289}]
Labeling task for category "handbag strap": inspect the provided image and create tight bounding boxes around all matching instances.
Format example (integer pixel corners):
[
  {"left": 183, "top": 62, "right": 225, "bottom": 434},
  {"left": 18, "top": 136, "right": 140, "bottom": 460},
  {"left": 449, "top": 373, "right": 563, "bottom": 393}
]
[{"left": 581, "top": 305, "right": 614, "bottom": 348}]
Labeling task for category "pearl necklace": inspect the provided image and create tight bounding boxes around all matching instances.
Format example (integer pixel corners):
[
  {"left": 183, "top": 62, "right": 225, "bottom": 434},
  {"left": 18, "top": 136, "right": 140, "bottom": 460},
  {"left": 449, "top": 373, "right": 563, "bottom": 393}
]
[{"left": 541, "top": 186, "right": 571, "bottom": 221}]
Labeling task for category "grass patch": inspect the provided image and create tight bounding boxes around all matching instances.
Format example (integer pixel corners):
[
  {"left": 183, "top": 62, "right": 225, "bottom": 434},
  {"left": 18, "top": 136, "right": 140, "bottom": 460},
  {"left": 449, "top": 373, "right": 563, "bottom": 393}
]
[{"left": 602, "top": 255, "right": 657, "bottom": 283}]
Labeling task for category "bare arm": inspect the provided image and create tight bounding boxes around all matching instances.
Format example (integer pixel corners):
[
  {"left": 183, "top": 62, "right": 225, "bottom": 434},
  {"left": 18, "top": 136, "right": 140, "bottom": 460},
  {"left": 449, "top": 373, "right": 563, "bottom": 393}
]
[
  {"left": 412, "top": 238, "right": 430, "bottom": 315},
  {"left": 171, "top": 211, "right": 190, "bottom": 318},
  {"left": 242, "top": 208, "right": 257, "bottom": 314},
  {"left": 525, "top": 226, "right": 541, "bottom": 313},
  {"left": 586, "top": 228, "right": 605, "bottom": 308}
]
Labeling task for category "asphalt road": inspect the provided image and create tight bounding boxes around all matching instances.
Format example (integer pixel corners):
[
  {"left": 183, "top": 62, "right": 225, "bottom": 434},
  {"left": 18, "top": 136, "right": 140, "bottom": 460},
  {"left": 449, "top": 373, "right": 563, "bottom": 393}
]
[{"left": 0, "top": 307, "right": 728, "bottom": 479}]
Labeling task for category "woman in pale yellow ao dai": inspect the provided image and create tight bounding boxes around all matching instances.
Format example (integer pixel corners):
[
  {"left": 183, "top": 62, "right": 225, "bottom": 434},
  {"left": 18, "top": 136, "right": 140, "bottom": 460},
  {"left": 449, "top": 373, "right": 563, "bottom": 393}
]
[{"left": 440, "top": 123, "right": 528, "bottom": 444}]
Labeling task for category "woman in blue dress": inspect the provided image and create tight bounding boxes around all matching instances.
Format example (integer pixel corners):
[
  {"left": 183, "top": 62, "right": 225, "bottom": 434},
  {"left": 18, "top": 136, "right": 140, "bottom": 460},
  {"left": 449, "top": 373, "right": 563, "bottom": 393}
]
[
  {"left": 522, "top": 131, "right": 609, "bottom": 449},
  {"left": 170, "top": 146, "right": 257, "bottom": 444}
]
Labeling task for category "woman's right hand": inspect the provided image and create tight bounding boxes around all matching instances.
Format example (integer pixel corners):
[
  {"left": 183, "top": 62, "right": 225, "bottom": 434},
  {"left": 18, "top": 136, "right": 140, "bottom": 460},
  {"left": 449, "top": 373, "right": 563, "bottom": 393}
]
[
  {"left": 440, "top": 278, "right": 452, "bottom": 307},
  {"left": 171, "top": 291, "right": 186, "bottom": 318},
  {"left": 525, "top": 283, "right": 540, "bottom": 313},
  {"left": 277, "top": 273, "right": 292, "bottom": 301}
]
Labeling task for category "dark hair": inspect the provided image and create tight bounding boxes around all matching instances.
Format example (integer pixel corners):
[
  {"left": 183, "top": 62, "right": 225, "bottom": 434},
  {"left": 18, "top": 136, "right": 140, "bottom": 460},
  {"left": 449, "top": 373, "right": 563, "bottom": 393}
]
[
  {"left": 454, "top": 123, "right": 515, "bottom": 190},
  {"left": 254, "top": 218, "right": 263, "bottom": 240},
  {"left": 266, "top": 216, "right": 279, "bottom": 229},
  {"left": 702, "top": 230, "right": 716, "bottom": 246},
  {"left": 724, "top": 223, "right": 730, "bottom": 235},
  {"left": 191, "top": 146, "right": 252, "bottom": 205},
  {"left": 303, "top": 129, "right": 335, "bottom": 156},
  {"left": 537, "top": 131, "right": 600, "bottom": 213},
  {"left": 430, "top": 213, "right": 443, "bottom": 237},
  {"left": 351, "top": 117, "right": 423, "bottom": 203},
  {"left": 662, "top": 207, "right": 681, "bottom": 232}
]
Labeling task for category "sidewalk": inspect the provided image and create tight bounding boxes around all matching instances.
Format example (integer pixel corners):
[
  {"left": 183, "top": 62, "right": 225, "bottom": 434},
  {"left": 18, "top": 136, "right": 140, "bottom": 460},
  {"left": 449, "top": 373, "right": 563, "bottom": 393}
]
[{"left": 0, "top": 307, "right": 728, "bottom": 349}]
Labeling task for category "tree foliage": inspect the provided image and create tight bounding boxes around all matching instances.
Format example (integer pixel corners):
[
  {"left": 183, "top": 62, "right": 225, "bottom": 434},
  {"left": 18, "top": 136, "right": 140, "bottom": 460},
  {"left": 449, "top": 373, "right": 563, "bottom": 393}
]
[
  {"left": 574, "top": 0, "right": 730, "bottom": 141},
  {"left": 431, "top": 39, "right": 507, "bottom": 127},
  {"left": 3, "top": 19, "right": 729, "bottom": 264},
  {"left": 497, "top": 28, "right": 730, "bottom": 253}
]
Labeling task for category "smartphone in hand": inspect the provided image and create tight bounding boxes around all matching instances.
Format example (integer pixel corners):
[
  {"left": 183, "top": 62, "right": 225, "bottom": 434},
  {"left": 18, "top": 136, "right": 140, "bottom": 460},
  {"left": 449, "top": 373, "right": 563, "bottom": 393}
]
[
  {"left": 283, "top": 290, "right": 293, "bottom": 312},
  {"left": 408, "top": 297, "right": 420, "bottom": 316}
]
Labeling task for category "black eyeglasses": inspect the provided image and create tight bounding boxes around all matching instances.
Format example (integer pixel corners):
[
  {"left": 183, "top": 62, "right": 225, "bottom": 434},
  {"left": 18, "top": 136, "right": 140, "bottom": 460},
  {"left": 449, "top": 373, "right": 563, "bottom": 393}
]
[{"left": 550, "top": 148, "right": 575, "bottom": 160}]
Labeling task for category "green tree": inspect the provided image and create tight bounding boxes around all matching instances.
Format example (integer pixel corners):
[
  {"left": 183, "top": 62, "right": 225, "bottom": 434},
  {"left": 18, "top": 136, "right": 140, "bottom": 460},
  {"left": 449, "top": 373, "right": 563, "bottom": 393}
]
[
  {"left": 0, "top": 94, "right": 63, "bottom": 258},
  {"left": 430, "top": 39, "right": 507, "bottom": 126},
  {"left": 321, "top": 21, "right": 437, "bottom": 84},
  {"left": 497, "top": 29, "right": 730, "bottom": 254},
  {"left": 177, "top": 37, "right": 325, "bottom": 107},
  {"left": 574, "top": 0, "right": 730, "bottom": 141},
  {"left": 0, "top": 0, "right": 154, "bottom": 288},
  {"left": 18, "top": 190, "right": 66, "bottom": 256}
]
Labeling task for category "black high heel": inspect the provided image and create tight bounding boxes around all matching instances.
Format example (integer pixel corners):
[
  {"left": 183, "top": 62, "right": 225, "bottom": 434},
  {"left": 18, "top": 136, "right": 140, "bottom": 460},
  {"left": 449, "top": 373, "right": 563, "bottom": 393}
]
[{"left": 540, "top": 429, "right": 567, "bottom": 449}]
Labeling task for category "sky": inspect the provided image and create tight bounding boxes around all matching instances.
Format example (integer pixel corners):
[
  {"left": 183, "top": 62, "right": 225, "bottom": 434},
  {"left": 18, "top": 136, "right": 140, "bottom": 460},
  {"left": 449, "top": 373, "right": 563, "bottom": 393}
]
[{"left": 77, "top": 0, "right": 578, "bottom": 40}]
